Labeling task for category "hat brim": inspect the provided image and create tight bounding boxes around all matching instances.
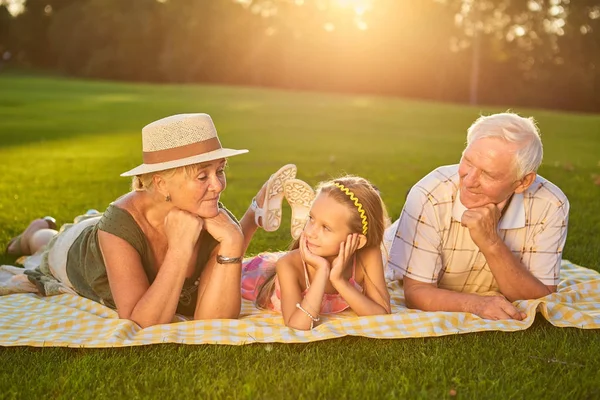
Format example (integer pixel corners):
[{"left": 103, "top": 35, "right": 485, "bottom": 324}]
[{"left": 120, "top": 148, "right": 249, "bottom": 177}]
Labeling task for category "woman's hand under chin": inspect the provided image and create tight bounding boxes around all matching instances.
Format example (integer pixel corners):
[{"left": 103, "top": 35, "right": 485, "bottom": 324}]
[
  {"left": 164, "top": 207, "right": 204, "bottom": 251},
  {"left": 202, "top": 209, "right": 244, "bottom": 248}
]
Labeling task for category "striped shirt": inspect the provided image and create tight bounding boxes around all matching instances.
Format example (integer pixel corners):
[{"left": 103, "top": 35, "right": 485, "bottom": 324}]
[{"left": 386, "top": 165, "right": 569, "bottom": 293}]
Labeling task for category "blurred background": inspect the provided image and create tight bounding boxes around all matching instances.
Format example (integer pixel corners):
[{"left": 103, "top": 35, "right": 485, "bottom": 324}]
[{"left": 1, "top": 0, "right": 598, "bottom": 112}]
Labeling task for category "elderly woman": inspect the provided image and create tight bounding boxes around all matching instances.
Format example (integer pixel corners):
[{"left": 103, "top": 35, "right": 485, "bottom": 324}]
[{"left": 5, "top": 113, "right": 297, "bottom": 327}]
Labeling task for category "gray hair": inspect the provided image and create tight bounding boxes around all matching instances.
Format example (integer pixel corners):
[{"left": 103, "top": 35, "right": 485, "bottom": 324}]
[
  {"left": 466, "top": 112, "right": 543, "bottom": 178},
  {"left": 130, "top": 164, "right": 198, "bottom": 192}
]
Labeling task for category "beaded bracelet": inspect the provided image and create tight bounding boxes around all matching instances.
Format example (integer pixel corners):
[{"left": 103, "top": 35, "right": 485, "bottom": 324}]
[{"left": 295, "top": 302, "right": 320, "bottom": 322}]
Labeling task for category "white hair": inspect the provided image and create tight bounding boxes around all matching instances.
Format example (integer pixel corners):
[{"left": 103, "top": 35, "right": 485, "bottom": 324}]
[{"left": 466, "top": 112, "right": 543, "bottom": 178}]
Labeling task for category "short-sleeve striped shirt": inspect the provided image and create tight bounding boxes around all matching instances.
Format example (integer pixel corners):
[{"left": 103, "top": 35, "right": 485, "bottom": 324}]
[{"left": 386, "top": 164, "right": 569, "bottom": 293}]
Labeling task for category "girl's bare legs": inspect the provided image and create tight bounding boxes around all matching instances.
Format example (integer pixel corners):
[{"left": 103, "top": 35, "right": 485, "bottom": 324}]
[
  {"left": 240, "top": 181, "right": 267, "bottom": 254},
  {"left": 240, "top": 164, "right": 297, "bottom": 254}
]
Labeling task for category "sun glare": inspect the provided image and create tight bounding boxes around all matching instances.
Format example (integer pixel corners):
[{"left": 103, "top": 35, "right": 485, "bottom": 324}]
[
  {"left": 332, "top": 0, "right": 372, "bottom": 15},
  {"left": 2, "top": 0, "right": 25, "bottom": 16},
  {"left": 327, "top": 0, "right": 372, "bottom": 31}
]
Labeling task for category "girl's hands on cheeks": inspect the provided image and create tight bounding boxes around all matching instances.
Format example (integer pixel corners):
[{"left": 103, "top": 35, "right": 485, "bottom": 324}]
[
  {"left": 330, "top": 233, "right": 360, "bottom": 283},
  {"left": 164, "top": 208, "right": 204, "bottom": 251},
  {"left": 299, "top": 233, "right": 330, "bottom": 273}
]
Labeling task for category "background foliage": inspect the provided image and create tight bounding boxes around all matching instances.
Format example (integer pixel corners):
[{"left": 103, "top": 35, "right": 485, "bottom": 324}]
[{"left": 1, "top": 0, "right": 599, "bottom": 112}]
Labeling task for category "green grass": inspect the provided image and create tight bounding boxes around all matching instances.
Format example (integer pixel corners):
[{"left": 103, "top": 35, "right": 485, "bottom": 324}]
[{"left": 1, "top": 72, "right": 599, "bottom": 399}]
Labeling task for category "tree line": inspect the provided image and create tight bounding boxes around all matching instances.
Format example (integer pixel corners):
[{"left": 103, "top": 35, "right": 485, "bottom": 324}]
[{"left": 1, "top": 0, "right": 599, "bottom": 112}]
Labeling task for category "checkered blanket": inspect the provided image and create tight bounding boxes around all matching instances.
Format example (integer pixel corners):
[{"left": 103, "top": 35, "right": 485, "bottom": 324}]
[{"left": 0, "top": 260, "right": 598, "bottom": 347}]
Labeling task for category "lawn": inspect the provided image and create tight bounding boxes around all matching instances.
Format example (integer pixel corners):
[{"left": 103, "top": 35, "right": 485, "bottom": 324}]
[{"left": 0, "top": 73, "right": 599, "bottom": 399}]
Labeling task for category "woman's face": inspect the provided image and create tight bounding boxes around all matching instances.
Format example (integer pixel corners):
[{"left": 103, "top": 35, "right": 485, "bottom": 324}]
[{"left": 166, "top": 159, "right": 227, "bottom": 218}]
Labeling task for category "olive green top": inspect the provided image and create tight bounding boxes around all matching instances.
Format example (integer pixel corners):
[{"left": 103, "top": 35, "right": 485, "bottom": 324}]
[{"left": 65, "top": 203, "right": 236, "bottom": 317}]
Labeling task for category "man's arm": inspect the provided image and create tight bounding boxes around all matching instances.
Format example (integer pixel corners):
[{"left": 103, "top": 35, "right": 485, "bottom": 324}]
[
  {"left": 481, "top": 240, "right": 554, "bottom": 301},
  {"left": 403, "top": 277, "right": 527, "bottom": 320},
  {"left": 389, "top": 177, "right": 531, "bottom": 320},
  {"left": 462, "top": 198, "right": 568, "bottom": 301}
]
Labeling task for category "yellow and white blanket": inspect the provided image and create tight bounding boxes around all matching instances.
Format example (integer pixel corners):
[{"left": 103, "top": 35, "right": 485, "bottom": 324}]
[{"left": 0, "top": 260, "right": 598, "bottom": 347}]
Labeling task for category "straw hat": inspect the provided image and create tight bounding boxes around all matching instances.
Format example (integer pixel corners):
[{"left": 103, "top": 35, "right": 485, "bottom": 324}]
[{"left": 121, "top": 113, "right": 248, "bottom": 177}]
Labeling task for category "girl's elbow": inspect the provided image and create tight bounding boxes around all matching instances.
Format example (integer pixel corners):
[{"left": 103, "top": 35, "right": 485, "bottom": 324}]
[
  {"left": 127, "top": 315, "right": 163, "bottom": 329},
  {"left": 136, "top": 320, "right": 159, "bottom": 329},
  {"left": 285, "top": 318, "right": 313, "bottom": 331},
  {"left": 121, "top": 310, "right": 163, "bottom": 329},
  {"left": 382, "top": 300, "right": 392, "bottom": 314},
  {"left": 287, "top": 323, "right": 313, "bottom": 331},
  {"left": 356, "top": 307, "right": 389, "bottom": 317}
]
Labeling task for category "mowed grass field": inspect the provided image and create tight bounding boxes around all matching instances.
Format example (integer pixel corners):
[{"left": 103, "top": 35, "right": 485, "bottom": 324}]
[{"left": 0, "top": 73, "right": 599, "bottom": 399}]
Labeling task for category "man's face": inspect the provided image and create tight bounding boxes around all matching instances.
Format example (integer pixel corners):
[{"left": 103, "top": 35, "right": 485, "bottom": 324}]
[{"left": 458, "top": 137, "right": 522, "bottom": 209}]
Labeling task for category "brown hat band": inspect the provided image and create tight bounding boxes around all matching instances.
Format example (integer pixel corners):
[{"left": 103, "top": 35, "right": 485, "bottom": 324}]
[{"left": 143, "top": 137, "right": 222, "bottom": 164}]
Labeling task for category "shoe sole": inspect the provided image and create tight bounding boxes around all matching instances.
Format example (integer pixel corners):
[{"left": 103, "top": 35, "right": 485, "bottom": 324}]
[
  {"left": 284, "top": 179, "right": 315, "bottom": 240},
  {"left": 261, "top": 164, "right": 297, "bottom": 232}
]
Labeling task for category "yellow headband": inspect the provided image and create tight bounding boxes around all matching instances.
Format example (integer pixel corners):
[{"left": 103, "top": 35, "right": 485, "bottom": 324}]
[{"left": 332, "top": 182, "right": 368, "bottom": 235}]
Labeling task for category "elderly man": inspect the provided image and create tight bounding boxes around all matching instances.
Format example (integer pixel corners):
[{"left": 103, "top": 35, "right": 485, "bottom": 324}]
[{"left": 386, "top": 112, "right": 569, "bottom": 320}]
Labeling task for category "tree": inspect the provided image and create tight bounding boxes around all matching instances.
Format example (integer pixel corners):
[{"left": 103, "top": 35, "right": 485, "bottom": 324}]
[{"left": 47, "top": 0, "right": 166, "bottom": 81}]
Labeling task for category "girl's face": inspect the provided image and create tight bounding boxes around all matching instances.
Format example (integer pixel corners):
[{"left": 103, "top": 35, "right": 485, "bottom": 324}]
[
  {"left": 303, "top": 192, "right": 355, "bottom": 258},
  {"left": 165, "top": 159, "right": 227, "bottom": 218}
]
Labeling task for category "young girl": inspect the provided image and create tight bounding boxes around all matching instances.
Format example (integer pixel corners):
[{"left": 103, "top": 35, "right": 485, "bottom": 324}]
[{"left": 242, "top": 176, "right": 391, "bottom": 330}]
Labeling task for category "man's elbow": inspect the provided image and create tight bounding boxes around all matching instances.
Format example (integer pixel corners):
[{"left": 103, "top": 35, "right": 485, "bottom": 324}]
[
  {"left": 404, "top": 288, "right": 426, "bottom": 310},
  {"left": 402, "top": 278, "right": 433, "bottom": 309},
  {"left": 404, "top": 298, "right": 424, "bottom": 311},
  {"left": 509, "top": 285, "right": 555, "bottom": 302},
  {"left": 538, "top": 284, "right": 556, "bottom": 298},
  {"left": 546, "top": 285, "right": 557, "bottom": 294}
]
